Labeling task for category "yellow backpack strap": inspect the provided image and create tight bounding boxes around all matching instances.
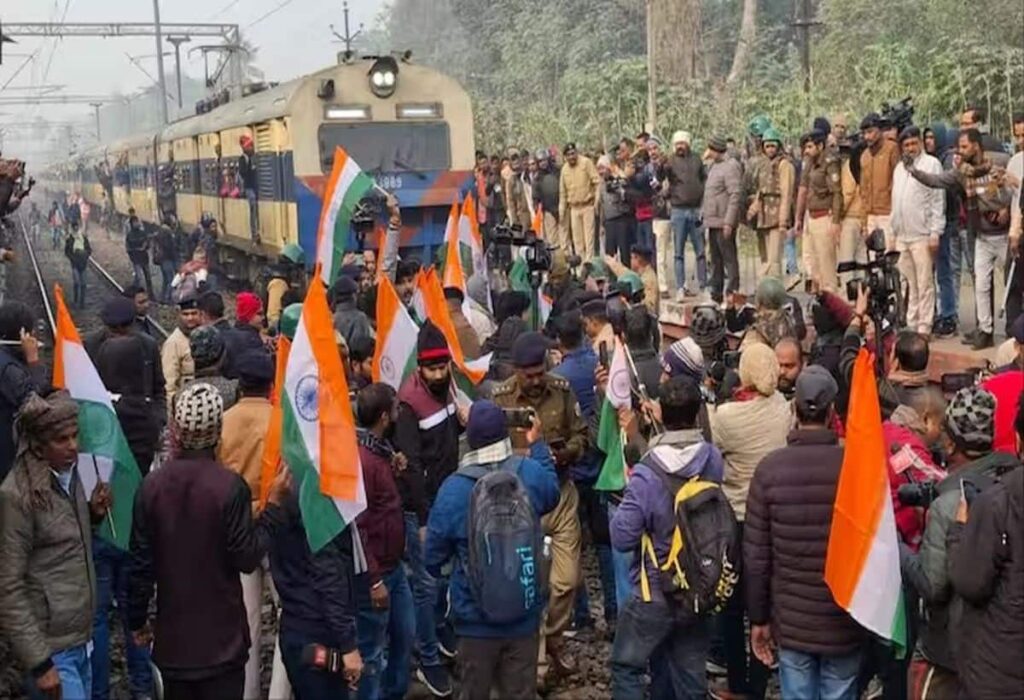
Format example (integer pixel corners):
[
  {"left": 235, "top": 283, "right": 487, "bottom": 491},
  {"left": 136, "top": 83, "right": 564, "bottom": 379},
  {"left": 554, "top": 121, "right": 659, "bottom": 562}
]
[
  {"left": 662, "top": 479, "right": 719, "bottom": 571},
  {"left": 640, "top": 532, "right": 659, "bottom": 602}
]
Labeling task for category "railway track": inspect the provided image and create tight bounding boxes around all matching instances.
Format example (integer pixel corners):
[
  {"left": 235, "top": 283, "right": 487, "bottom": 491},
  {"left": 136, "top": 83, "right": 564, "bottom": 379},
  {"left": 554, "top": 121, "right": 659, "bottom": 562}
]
[{"left": 15, "top": 213, "right": 169, "bottom": 341}]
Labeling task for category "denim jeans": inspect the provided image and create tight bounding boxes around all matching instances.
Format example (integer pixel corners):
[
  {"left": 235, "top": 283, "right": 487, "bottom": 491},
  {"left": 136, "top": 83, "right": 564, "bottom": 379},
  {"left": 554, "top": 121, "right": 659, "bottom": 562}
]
[
  {"left": 246, "top": 188, "right": 259, "bottom": 240},
  {"left": 636, "top": 219, "right": 655, "bottom": 263},
  {"left": 573, "top": 542, "right": 618, "bottom": 626},
  {"left": 91, "top": 537, "right": 152, "bottom": 700},
  {"left": 357, "top": 567, "right": 415, "bottom": 700},
  {"left": 611, "top": 598, "right": 710, "bottom": 700},
  {"left": 670, "top": 207, "right": 706, "bottom": 290},
  {"left": 131, "top": 262, "right": 154, "bottom": 297},
  {"left": 720, "top": 523, "right": 768, "bottom": 698},
  {"left": 605, "top": 500, "right": 635, "bottom": 616},
  {"left": 26, "top": 644, "right": 91, "bottom": 700},
  {"left": 935, "top": 220, "right": 958, "bottom": 322},
  {"left": 279, "top": 627, "right": 351, "bottom": 700},
  {"left": 779, "top": 648, "right": 861, "bottom": 700},
  {"left": 784, "top": 236, "right": 799, "bottom": 275},
  {"left": 402, "top": 512, "right": 442, "bottom": 668},
  {"left": 71, "top": 266, "right": 87, "bottom": 308},
  {"left": 159, "top": 260, "right": 176, "bottom": 303}
]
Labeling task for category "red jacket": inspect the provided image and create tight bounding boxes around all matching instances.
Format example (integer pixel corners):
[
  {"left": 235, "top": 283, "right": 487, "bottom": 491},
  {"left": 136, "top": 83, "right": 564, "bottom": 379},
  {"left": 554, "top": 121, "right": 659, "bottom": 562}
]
[
  {"left": 882, "top": 419, "right": 946, "bottom": 551},
  {"left": 356, "top": 437, "right": 406, "bottom": 585},
  {"left": 981, "top": 370, "right": 1023, "bottom": 455}
]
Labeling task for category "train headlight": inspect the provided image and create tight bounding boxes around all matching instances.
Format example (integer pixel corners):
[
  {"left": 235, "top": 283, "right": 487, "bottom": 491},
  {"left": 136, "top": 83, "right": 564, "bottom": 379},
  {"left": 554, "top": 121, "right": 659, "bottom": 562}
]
[{"left": 368, "top": 56, "right": 399, "bottom": 98}]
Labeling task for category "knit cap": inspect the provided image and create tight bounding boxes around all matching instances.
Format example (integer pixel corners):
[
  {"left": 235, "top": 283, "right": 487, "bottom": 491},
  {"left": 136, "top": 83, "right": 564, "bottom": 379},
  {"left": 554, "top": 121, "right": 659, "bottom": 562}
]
[
  {"left": 235, "top": 292, "right": 263, "bottom": 325},
  {"left": 174, "top": 382, "right": 224, "bottom": 450},
  {"left": 945, "top": 387, "right": 996, "bottom": 454},
  {"left": 661, "top": 337, "right": 705, "bottom": 382},
  {"left": 738, "top": 343, "right": 780, "bottom": 397},
  {"left": 417, "top": 320, "right": 450, "bottom": 366},
  {"left": 189, "top": 325, "right": 225, "bottom": 370}
]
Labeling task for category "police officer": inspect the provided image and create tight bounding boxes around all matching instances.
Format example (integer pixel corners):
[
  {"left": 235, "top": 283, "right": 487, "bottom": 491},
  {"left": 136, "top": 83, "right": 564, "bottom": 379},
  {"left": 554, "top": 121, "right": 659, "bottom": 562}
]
[
  {"left": 748, "top": 128, "right": 796, "bottom": 279},
  {"left": 492, "top": 332, "right": 588, "bottom": 684},
  {"left": 795, "top": 129, "right": 844, "bottom": 292}
]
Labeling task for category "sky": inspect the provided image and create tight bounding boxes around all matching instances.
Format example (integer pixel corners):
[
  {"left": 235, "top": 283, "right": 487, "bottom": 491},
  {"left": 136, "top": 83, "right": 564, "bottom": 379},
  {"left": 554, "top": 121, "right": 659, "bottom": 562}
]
[{"left": 1, "top": 0, "right": 387, "bottom": 155}]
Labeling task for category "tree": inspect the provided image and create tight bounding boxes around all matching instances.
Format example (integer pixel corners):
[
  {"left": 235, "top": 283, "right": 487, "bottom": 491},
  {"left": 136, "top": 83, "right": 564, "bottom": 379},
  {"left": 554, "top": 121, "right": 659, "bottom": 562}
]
[
  {"left": 727, "top": 0, "right": 758, "bottom": 84},
  {"left": 651, "top": 0, "right": 702, "bottom": 84}
]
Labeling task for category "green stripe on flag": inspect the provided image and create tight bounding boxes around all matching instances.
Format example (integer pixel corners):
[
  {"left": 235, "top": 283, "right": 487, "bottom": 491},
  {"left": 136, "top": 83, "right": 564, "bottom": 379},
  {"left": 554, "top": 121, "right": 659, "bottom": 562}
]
[
  {"left": 594, "top": 399, "right": 626, "bottom": 491},
  {"left": 77, "top": 400, "right": 140, "bottom": 550},
  {"left": 281, "top": 398, "right": 346, "bottom": 552},
  {"left": 329, "top": 172, "right": 374, "bottom": 285}
]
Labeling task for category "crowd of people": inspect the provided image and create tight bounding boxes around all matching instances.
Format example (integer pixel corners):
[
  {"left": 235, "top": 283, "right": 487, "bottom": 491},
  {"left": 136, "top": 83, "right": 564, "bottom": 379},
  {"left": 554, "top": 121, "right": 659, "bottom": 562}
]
[{"left": 0, "top": 101, "right": 1021, "bottom": 700}]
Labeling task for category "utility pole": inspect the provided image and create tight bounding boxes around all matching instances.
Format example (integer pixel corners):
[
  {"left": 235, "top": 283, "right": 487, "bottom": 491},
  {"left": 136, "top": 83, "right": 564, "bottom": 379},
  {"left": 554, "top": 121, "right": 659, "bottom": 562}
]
[
  {"left": 152, "top": 0, "right": 169, "bottom": 123},
  {"left": 330, "top": 2, "right": 363, "bottom": 60},
  {"left": 166, "top": 35, "right": 191, "bottom": 108},
  {"left": 645, "top": 0, "right": 657, "bottom": 132},
  {"left": 90, "top": 102, "right": 102, "bottom": 141},
  {"left": 792, "top": 0, "right": 820, "bottom": 93}
]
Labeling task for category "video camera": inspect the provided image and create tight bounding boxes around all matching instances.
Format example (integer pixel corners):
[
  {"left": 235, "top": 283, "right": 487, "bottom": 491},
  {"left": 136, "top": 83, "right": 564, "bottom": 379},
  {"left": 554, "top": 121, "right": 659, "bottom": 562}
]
[
  {"left": 880, "top": 97, "right": 915, "bottom": 134},
  {"left": 897, "top": 480, "right": 939, "bottom": 509},
  {"left": 350, "top": 192, "right": 387, "bottom": 251},
  {"left": 605, "top": 175, "right": 628, "bottom": 197},
  {"left": 839, "top": 227, "right": 903, "bottom": 328}
]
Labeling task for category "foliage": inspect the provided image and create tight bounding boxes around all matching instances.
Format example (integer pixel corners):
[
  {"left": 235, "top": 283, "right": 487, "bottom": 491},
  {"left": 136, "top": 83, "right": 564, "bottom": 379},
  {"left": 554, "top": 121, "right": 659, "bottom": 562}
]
[{"left": 381, "top": 0, "right": 1024, "bottom": 150}]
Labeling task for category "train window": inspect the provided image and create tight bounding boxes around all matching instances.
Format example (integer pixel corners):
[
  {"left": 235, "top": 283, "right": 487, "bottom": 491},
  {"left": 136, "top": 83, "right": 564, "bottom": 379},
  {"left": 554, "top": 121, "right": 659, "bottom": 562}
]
[{"left": 318, "top": 122, "right": 451, "bottom": 174}]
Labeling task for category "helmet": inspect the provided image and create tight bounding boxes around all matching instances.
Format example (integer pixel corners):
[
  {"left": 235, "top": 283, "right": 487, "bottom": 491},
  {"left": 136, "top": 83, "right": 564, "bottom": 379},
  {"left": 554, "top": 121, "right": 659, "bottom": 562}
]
[
  {"left": 279, "top": 303, "right": 304, "bottom": 341},
  {"left": 761, "top": 127, "right": 783, "bottom": 146},
  {"left": 280, "top": 243, "right": 305, "bottom": 266},
  {"left": 747, "top": 115, "right": 772, "bottom": 137},
  {"left": 616, "top": 271, "right": 644, "bottom": 297},
  {"left": 690, "top": 304, "right": 726, "bottom": 348}
]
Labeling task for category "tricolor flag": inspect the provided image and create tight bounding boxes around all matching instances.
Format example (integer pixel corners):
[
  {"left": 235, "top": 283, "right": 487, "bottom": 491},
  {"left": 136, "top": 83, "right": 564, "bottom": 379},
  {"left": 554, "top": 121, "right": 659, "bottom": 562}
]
[
  {"left": 415, "top": 266, "right": 491, "bottom": 386},
  {"left": 595, "top": 339, "right": 632, "bottom": 491},
  {"left": 53, "top": 285, "right": 141, "bottom": 549},
  {"left": 259, "top": 333, "right": 290, "bottom": 506},
  {"left": 825, "top": 349, "right": 906, "bottom": 650},
  {"left": 538, "top": 292, "right": 554, "bottom": 328},
  {"left": 460, "top": 195, "right": 487, "bottom": 282},
  {"left": 281, "top": 276, "right": 366, "bottom": 552},
  {"left": 373, "top": 276, "right": 419, "bottom": 390},
  {"left": 316, "top": 146, "right": 374, "bottom": 286},
  {"left": 441, "top": 200, "right": 466, "bottom": 294}
]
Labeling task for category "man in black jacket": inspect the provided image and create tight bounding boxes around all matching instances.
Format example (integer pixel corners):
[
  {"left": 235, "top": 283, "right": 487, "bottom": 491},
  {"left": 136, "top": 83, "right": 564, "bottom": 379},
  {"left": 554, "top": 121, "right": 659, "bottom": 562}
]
[
  {"left": 128, "top": 382, "right": 291, "bottom": 700},
  {"left": 0, "top": 301, "right": 48, "bottom": 482},
  {"left": 125, "top": 216, "right": 153, "bottom": 298}
]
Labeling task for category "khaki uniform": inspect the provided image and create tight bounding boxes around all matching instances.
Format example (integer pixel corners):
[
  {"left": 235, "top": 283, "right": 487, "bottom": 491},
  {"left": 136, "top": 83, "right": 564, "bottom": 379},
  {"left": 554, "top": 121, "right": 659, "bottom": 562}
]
[
  {"left": 750, "top": 155, "right": 795, "bottom": 278},
  {"left": 160, "top": 326, "right": 194, "bottom": 413},
  {"left": 800, "top": 151, "right": 844, "bottom": 291},
  {"left": 492, "top": 374, "right": 588, "bottom": 641},
  {"left": 504, "top": 172, "right": 532, "bottom": 231},
  {"left": 559, "top": 157, "right": 601, "bottom": 260},
  {"left": 839, "top": 158, "right": 866, "bottom": 286}
]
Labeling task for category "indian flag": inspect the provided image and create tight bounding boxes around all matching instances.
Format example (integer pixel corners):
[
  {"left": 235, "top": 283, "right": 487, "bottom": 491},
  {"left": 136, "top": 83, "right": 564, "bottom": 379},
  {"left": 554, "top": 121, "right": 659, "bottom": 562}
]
[
  {"left": 441, "top": 200, "right": 466, "bottom": 294},
  {"left": 259, "top": 334, "right": 290, "bottom": 506},
  {"left": 538, "top": 292, "right": 553, "bottom": 327},
  {"left": 281, "top": 275, "right": 366, "bottom": 552},
  {"left": 417, "top": 265, "right": 490, "bottom": 385},
  {"left": 595, "top": 339, "right": 631, "bottom": 491},
  {"left": 373, "top": 276, "right": 419, "bottom": 390},
  {"left": 316, "top": 146, "right": 374, "bottom": 286},
  {"left": 53, "top": 285, "right": 141, "bottom": 550},
  {"left": 825, "top": 349, "right": 906, "bottom": 650}
]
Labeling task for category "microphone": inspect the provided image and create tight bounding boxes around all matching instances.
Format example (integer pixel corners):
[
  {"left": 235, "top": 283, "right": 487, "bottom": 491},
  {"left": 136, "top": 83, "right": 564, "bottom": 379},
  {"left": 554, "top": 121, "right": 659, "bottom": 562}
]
[{"left": 300, "top": 643, "right": 344, "bottom": 673}]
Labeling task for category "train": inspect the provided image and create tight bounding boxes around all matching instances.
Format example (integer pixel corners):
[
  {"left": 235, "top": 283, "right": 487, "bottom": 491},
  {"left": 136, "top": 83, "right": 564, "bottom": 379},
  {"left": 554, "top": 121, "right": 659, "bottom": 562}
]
[{"left": 41, "top": 53, "right": 476, "bottom": 282}]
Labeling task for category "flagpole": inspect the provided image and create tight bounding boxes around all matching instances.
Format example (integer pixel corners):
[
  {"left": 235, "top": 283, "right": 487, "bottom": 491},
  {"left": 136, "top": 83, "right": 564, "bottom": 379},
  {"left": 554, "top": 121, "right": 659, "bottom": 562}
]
[
  {"left": 91, "top": 454, "right": 117, "bottom": 542},
  {"left": 620, "top": 340, "right": 664, "bottom": 434}
]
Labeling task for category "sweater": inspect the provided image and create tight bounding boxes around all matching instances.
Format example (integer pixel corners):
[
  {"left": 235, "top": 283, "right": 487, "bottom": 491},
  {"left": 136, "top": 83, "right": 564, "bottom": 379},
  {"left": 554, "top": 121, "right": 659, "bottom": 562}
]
[
  {"left": 661, "top": 151, "right": 706, "bottom": 208},
  {"left": 356, "top": 437, "right": 406, "bottom": 584},
  {"left": 744, "top": 429, "right": 865, "bottom": 655},
  {"left": 891, "top": 154, "right": 945, "bottom": 242},
  {"left": 701, "top": 157, "right": 743, "bottom": 229}
]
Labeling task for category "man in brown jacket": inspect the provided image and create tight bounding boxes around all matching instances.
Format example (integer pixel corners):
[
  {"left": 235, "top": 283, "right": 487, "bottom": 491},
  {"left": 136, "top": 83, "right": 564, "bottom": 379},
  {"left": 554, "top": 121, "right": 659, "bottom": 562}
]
[
  {"left": 858, "top": 113, "right": 900, "bottom": 248},
  {"left": 744, "top": 366, "right": 864, "bottom": 699}
]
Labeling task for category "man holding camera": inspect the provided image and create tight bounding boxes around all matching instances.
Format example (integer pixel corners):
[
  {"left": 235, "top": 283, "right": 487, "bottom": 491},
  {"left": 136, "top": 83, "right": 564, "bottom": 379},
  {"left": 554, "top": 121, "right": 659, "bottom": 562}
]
[
  {"left": 492, "top": 332, "right": 588, "bottom": 684},
  {"left": 892, "top": 126, "right": 945, "bottom": 336}
]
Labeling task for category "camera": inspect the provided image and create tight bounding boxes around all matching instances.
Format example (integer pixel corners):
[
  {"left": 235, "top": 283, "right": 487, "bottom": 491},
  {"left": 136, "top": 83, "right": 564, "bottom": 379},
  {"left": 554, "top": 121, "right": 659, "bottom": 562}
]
[
  {"left": 605, "top": 176, "right": 627, "bottom": 197},
  {"left": 897, "top": 480, "right": 938, "bottom": 508},
  {"left": 489, "top": 223, "right": 553, "bottom": 277},
  {"left": 839, "top": 228, "right": 904, "bottom": 328},
  {"left": 880, "top": 97, "right": 915, "bottom": 134}
]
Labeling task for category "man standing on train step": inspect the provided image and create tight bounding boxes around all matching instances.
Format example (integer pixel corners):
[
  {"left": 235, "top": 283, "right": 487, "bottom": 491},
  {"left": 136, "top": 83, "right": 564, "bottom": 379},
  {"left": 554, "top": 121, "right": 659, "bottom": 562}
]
[{"left": 239, "top": 134, "right": 260, "bottom": 245}]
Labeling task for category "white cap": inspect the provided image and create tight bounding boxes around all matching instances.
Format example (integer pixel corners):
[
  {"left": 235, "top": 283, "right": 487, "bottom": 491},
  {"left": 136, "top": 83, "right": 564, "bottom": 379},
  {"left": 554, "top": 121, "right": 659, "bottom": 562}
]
[
  {"left": 596, "top": 155, "right": 611, "bottom": 169},
  {"left": 672, "top": 130, "right": 692, "bottom": 146}
]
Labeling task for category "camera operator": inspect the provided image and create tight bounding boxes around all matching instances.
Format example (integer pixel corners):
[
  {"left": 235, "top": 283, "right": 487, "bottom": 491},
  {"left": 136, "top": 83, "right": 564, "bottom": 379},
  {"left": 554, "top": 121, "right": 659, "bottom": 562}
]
[
  {"left": 597, "top": 155, "right": 637, "bottom": 266},
  {"left": 899, "top": 386, "right": 1018, "bottom": 699},
  {"left": 905, "top": 128, "right": 1015, "bottom": 349},
  {"left": 841, "top": 286, "right": 929, "bottom": 418},
  {"left": 689, "top": 304, "right": 739, "bottom": 404},
  {"left": 543, "top": 251, "right": 586, "bottom": 327},
  {"left": 727, "top": 277, "right": 807, "bottom": 350}
]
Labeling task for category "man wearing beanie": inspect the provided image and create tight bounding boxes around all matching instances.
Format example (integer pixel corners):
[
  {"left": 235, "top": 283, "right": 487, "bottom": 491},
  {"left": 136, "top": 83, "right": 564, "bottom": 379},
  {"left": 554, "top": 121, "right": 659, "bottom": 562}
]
[
  {"left": 900, "top": 386, "right": 1019, "bottom": 698},
  {"left": 493, "top": 331, "right": 588, "bottom": 685},
  {"left": 184, "top": 325, "right": 239, "bottom": 412},
  {"left": 659, "top": 130, "right": 707, "bottom": 300},
  {"left": 392, "top": 319, "right": 461, "bottom": 695},
  {"left": 701, "top": 135, "right": 743, "bottom": 304},
  {"left": 128, "top": 382, "right": 292, "bottom": 700},
  {"left": 425, "top": 400, "right": 559, "bottom": 698}
]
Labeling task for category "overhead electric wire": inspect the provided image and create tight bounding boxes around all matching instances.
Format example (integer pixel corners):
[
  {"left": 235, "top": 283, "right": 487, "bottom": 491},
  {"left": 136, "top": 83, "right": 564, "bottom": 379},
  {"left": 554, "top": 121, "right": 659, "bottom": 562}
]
[
  {"left": 245, "top": 0, "right": 300, "bottom": 30},
  {"left": 0, "top": 51, "right": 40, "bottom": 92}
]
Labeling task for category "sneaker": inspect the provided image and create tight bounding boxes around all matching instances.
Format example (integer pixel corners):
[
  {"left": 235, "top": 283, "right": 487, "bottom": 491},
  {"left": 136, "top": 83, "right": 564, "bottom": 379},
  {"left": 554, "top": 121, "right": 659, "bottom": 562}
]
[
  {"left": 416, "top": 665, "right": 453, "bottom": 697},
  {"left": 971, "top": 331, "right": 994, "bottom": 350},
  {"left": 933, "top": 317, "right": 957, "bottom": 339},
  {"left": 436, "top": 622, "right": 457, "bottom": 660},
  {"left": 961, "top": 331, "right": 977, "bottom": 345}
]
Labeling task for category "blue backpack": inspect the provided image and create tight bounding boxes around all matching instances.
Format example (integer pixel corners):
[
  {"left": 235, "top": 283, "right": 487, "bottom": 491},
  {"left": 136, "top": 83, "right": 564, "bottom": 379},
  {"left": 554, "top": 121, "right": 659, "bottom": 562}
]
[{"left": 459, "top": 457, "right": 546, "bottom": 624}]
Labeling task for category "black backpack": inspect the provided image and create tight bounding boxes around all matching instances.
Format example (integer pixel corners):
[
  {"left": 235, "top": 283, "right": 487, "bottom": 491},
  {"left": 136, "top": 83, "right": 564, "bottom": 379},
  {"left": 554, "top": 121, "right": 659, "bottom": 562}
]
[
  {"left": 459, "top": 457, "right": 547, "bottom": 624},
  {"left": 641, "top": 466, "right": 741, "bottom": 623}
]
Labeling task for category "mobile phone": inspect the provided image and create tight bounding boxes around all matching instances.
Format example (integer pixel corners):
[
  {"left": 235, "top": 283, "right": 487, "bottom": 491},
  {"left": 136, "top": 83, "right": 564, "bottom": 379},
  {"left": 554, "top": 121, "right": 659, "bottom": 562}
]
[
  {"left": 502, "top": 407, "right": 535, "bottom": 429},
  {"left": 599, "top": 341, "right": 609, "bottom": 369}
]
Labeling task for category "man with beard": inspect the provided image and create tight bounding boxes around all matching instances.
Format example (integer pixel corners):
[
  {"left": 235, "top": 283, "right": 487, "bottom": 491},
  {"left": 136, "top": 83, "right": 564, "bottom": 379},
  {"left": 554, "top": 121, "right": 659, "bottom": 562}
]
[
  {"left": 492, "top": 332, "right": 589, "bottom": 687},
  {"left": 775, "top": 337, "right": 804, "bottom": 400},
  {"left": 392, "top": 320, "right": 462, "bottom": 697},
  {"left": 160, "top": 294, "right": 201, "bottom": 413}
]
